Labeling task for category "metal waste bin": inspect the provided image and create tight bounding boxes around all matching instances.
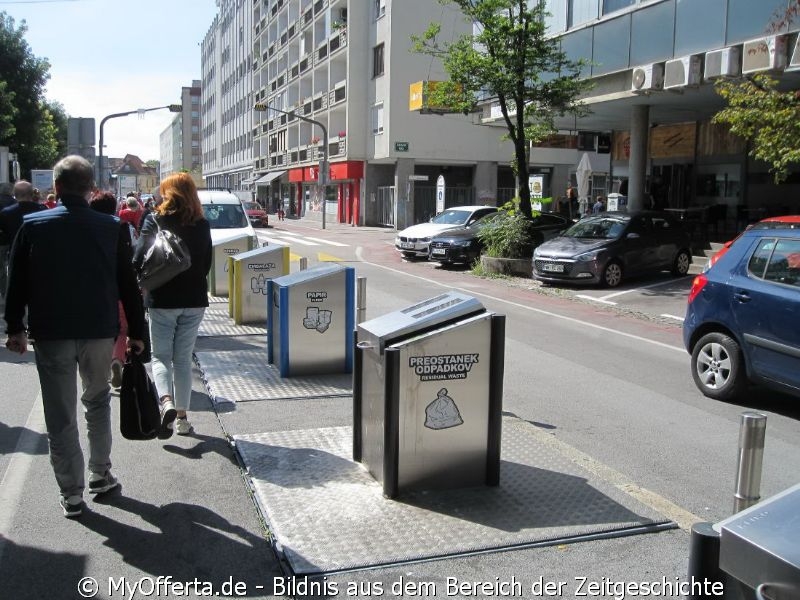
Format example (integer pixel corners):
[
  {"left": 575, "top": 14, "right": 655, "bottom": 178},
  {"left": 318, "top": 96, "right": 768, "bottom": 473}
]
[
  {"left": 228, "top": 244, "right": 289, "bottom": 325},
  {"left": 267, "top": 263, "right": 355, "bottom": 376},
  {"left": 209, "top": 233, "right": 255, "bottom": 297},
  {"left": 353, "top": 292, "right": 505, "bottom": 498},
  {"left": 715, "top": 483, "right": 800, "bottom": 599}
]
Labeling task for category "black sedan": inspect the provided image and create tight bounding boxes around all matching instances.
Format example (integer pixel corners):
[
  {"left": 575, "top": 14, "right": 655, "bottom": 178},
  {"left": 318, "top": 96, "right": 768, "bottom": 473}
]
[
  {"left": 532, "top": 211, "right": 693, "bottom": 287},
  {"left": 428, "top": 212, "right": 570, "bottom": 266}
]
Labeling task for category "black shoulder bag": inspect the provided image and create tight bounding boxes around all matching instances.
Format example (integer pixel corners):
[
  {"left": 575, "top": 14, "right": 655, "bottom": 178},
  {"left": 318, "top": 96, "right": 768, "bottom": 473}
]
[{"left": 137, "top": 216, "right": 192, "bottom": 292}]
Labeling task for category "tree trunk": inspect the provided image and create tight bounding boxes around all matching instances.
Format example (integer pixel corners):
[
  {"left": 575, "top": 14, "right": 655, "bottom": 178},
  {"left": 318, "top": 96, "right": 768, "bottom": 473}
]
[{"left": 515, "top": 139, "right": 531, "bottom": 218}]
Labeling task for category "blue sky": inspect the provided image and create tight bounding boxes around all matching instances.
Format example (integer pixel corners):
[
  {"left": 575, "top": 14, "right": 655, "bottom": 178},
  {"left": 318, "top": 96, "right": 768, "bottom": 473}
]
[{"left": 2, "top": 0, "right": 219, "bottom": 161}]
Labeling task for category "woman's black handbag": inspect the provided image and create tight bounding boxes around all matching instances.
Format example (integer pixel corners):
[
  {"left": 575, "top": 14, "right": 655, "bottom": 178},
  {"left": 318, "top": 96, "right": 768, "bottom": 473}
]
[
  {"left": 119, "top": 353, "right": 160, "bottom": 440},
  {"left": 137, "top": 216, "right": 192, "bottom": 292}
]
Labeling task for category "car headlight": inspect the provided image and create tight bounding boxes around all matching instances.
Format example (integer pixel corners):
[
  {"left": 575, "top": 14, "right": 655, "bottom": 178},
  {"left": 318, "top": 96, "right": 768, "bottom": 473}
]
[
  {"left": 420, "top": 237, "right": 431, "bottom": 243},
  {"left": 575, "top": 250, "right": 601, "bottom": 262},
  {"left": 451, "top": 240, "right": 472, "bottom": 247}
]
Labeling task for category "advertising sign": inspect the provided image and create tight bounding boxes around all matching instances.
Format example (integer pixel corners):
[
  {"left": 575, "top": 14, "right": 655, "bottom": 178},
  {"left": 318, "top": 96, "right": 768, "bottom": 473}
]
[{"left": 436, "top": 175, "right": 446, "bottom": 214}]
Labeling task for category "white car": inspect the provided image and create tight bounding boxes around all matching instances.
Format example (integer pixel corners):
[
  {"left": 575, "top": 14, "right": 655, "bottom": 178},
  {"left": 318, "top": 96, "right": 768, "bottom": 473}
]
[
  {"left": 395, "top": 205, "right": 498, "bottom": 258},
  {"left": 198, "top": 189, "right": 260, "bottom": 247}
]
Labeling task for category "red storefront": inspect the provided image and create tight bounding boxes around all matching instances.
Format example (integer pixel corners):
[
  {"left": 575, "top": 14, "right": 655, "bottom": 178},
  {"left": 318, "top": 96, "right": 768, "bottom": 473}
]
[{"left": 287, "top": 160, "right": 364, "bottom": 225}]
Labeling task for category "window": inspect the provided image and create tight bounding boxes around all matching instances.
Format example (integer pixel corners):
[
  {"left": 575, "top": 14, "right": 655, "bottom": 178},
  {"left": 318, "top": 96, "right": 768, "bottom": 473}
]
[
  {"left": 372, "top": 103, "right": 384, "bottom": 135},
  {"left": 603, "top": 0, "right": 635, "bottom": 15},
  {"left": 375, "top": 0, "right": 385, "bottom": 18},
  {"left": 762, "top": 239, "right": 800, "bottom": 287},
  {"left": 373, "top": 43, "right": 385, "bottom": 78}
]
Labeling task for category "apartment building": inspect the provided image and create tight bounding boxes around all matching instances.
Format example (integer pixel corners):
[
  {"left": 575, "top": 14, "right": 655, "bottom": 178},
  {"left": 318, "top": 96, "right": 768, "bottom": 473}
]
[
  {"left": 160, "top": 81, "right": 203, "bottom": 185},
  {"left": 248, "top": 0, "right": 568, "bottom": 228},
  {"left": 202, "top": 0, "right": 254, "bottom": 192}
]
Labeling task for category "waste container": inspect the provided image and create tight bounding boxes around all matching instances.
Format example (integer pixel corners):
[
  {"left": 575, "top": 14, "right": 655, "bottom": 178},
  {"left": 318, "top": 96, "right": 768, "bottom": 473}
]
[
  {"left": 353, "top": 292, "right": 505, "bottom": 498},
  {"left": 209, "top": 233, "right": 256, "bottom": 297},
  {"left": 228, "top": 244, "right": 290, "bottom": 325},
  {"left": 606, "top": 193, "right": 627, "bottom": 212},
  {"left": 267, "top": 263, "right": 355, "bottom": 376},
  {"left": 715, "top": 483, "right": 800, "bottom": 599}
]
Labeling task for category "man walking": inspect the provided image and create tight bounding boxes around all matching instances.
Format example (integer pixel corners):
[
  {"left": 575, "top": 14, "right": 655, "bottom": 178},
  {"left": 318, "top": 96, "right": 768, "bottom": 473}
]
[
  {"left": 3, "top": 156, "right": 146, "bottom": 518},
  {"left": 0, "top": 180, "right": 47, "bottom": 246}
]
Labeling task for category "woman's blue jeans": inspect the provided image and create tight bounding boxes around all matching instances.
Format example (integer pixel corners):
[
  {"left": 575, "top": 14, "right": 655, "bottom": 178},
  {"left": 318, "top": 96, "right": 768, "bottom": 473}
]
[{"left": 148, "top": 307, "right": 205, "bottom": 411}]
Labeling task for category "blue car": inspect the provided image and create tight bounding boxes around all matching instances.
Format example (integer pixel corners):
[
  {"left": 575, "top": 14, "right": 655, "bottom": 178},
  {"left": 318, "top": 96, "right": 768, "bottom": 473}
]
[{"left": 683, "top": 226, "right": 800, "bottom": 401}]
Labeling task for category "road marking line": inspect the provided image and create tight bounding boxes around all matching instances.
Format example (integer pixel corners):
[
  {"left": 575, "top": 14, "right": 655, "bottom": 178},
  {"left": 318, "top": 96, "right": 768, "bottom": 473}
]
[
  {"left": 576, "top": 294, "right": 617, "bottom": 305},
  {"left": 0, "top": 393, "right": 45, "bottom": 567},
  {"left": 260, "top": 235, "right": 319, "bottom": 246},
  {"left": 597, "top": 278, "right": 688, "bottom": 302},
  {"left": 661, "top": 314, "right": 685, "bottom": 322},
  {"left": 522, "top": 421, "right": 702, "bottom": 531},
  {"left": 357, "top": 248, "right": 685, "bottom": 354},
  {"left": 303, "top": 236, "right": 349, "bottom": 247}
]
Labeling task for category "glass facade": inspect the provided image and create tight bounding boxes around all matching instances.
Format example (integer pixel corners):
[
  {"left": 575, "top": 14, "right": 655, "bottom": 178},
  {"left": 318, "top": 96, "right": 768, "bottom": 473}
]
[
  {"left": 630, "top": 1, "right": 675, "bottom": 64},
  {"left": 592, "top": 15, "right": 631, "bottom": 75},
  {"left": 675, "top": 0, "right": 726, "bottom": 57},
  {"left": 726, "top": 0, "right": 788, "bottom": 44},
  {"left": 603, "top": 0, "right": 635, "bottom": 16}
]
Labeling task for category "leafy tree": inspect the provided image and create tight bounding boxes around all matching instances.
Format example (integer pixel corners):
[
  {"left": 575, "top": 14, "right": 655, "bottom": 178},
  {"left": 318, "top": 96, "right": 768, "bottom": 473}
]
[
  {"left": 145, "top": 160, "right": 160, "bottom": 169},
  {"left": 711, "top": 1, "right": 800, "bottom": 184},
  {"left": 411, "top": 0, "right": 589, "bottom": 217},
  {"left": 713, "top": 74, "right": 800, "bottom": 183},
  {"left": 0, "top": 12, "right": 66, "bottom": 179}
]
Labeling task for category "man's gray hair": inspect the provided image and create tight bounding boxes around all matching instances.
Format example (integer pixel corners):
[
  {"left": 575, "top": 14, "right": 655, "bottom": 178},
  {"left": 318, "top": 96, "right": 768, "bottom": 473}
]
[
  {"left": 53, "top": 155, "right": 94, "bottom": 197},
  {"left": 13, "top": 179, "right": 33, "bottom": 202}
]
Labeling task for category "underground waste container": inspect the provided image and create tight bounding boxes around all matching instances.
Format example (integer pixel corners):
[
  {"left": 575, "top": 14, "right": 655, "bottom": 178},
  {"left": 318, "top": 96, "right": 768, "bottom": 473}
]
[
  {"left": 267, "top": 263, "right": 355, "bottom": 377},
  {"left": 227, "top": 244, "right": 289, "bottom": 324},
  {"left": 353, "top": 292, "right": 505, "bottom": 498},
  {"left": 715, "top": 483, "right": 800, "bottom": 599},
  {"left": 209, "top": 232, "right": 256, "bottom": 297}
]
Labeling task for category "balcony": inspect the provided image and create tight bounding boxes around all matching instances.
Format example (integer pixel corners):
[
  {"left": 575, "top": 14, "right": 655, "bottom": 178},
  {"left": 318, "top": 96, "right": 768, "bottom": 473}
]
[
  {"left": 330, "top": 80, "right": 346, "bottom": 106},
  {"left": 299, "top": 54, "right": 310, "bottom": 73},
  {"left": 314, "top": 0, "right": 325, "bottom": 14},
  {"left": 317, "top": 39, "right": 328, "bottom": 62},
  {"left": 329, "top": 29, "right": 347, "bottom": 54}
]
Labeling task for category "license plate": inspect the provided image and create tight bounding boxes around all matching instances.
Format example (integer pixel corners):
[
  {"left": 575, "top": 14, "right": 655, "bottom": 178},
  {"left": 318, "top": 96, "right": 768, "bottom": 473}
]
[
  {"left": 542, "top": 263, "right": 564, "bottom": 273},
  {"left": 400, "top": 242, "right": 414, "bottom": 249},
  {"left": 431, "top": 248, "right": 446, "bottom": 255}
]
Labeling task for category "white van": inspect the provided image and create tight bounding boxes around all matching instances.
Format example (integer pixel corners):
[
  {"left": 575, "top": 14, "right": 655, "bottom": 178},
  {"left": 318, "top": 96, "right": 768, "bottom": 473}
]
[{"left": 197, "top": 189, "right": 260, "bottom": 246}]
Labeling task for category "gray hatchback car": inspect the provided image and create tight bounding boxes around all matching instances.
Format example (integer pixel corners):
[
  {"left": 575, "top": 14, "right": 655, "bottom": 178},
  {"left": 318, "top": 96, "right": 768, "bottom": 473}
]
[{"left": 532, "top": 211, "right": 693, "bottom": 287}]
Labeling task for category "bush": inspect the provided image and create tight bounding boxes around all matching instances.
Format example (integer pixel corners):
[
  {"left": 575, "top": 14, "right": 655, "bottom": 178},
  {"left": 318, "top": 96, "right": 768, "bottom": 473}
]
[{"left": 478, "top": 201, "right": 534, "bottom": 259}]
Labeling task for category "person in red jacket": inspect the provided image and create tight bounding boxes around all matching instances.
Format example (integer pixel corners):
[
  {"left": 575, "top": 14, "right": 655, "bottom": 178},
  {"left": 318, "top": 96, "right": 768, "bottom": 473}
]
[{"left": 118, "top": 197, "right": 143, "bottom": 233}]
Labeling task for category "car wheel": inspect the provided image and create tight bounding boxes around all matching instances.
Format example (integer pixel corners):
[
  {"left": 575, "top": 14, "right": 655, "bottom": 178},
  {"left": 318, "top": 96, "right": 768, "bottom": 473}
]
[
  {"left": 672, "top": 250, "right": 691, "bottom": 276},
  {"left": 691, "top": 332, "right": 747, "bottom": 401},
  {"left": 602, "top": 261, "right": 623, "bottom": 287}
]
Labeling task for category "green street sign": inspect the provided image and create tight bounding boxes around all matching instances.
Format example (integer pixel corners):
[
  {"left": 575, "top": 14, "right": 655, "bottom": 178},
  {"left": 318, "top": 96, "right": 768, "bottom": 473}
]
[{"left": 395, "top": 142, "right": 409, "bottom": 152}]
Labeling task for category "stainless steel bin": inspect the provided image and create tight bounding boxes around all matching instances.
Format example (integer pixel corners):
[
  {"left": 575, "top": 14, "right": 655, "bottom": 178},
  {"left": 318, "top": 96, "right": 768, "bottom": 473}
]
[
  {"left": 228, "top": 244, "right": 289, "bottom": 325},
  {"left": 267, "top": 263, "right": 355, "bottom": 376},
  {"left": 353, "top": 292, "right": 505, "bottom": 498},
  {"left": 209, "top": 233, "right": 255, "bottom": 297},
  {"left": 716, "top": 483, "right": 800, "bottom": 600}
]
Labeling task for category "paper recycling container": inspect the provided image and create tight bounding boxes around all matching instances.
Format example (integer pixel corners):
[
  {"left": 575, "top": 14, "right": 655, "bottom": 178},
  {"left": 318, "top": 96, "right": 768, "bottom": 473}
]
[
  {"left": 227, "top": 244, "right": 289, "bottom": 324},
  {"left": 209, "top": 233, "right": 255, "bottom": 297},
  {"left": 267, "top": 263, "right": 355, "bottom": 377},
  {"left": 353, "top": 292, "right": 505, "bottom": 498}
]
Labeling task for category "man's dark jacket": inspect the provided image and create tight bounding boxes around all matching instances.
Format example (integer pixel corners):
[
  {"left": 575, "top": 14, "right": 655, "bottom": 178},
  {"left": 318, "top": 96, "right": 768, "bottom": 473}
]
[
  {"left": 3, "top": 194, "right": 145, "bottom": 340},
  {"left": 0, "top": 201, "right": 46, "bottom": 246}
]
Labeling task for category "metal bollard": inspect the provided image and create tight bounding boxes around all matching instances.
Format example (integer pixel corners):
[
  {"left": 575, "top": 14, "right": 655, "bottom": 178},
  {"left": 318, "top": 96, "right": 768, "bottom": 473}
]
[
  {"left": 733, "top": 411, "right": 767, "bottom": 513},
  {"left": 356, "top": 276, "right": 367, "bottom": 324},
  {"left": 299, "top": 256, "right": 308, "bottom": 271}
]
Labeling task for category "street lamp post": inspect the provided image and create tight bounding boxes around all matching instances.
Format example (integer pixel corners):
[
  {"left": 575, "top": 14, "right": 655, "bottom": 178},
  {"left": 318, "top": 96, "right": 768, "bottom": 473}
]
[
  {"left": 254, "top": 103, "right": 328, "bottom": 230},
  {"left": 98, "top": 104, "right": 182, "bottom": 190}
]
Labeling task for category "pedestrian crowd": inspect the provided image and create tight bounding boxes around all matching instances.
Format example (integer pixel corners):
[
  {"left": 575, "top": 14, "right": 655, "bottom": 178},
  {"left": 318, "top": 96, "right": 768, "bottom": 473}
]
[{"left": 1, "top": 157, "right": 212, "bottom": 518}]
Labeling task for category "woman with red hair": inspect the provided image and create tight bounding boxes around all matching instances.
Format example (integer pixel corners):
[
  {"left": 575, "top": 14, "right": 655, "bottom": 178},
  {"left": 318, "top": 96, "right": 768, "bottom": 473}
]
[{"left": 133, "top": 173, "right": 212, "bottom": 438}]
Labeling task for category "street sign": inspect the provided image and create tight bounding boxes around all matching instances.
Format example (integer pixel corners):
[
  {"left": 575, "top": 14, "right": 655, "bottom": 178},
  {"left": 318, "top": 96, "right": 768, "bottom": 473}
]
[
  {"left": 436, "top": 175, "right": 445, "bottom": 214},
  {"left": 408, "top": 175, "right": 428, "bottom": 181},
  {"left": 395, "top": 142, "right": 409, "bottom": 152}
]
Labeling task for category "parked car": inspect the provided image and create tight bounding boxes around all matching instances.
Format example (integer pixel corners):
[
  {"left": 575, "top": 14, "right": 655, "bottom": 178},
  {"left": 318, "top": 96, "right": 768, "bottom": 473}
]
[
  {"left": 532, "top": 211, "right": 693, "bottom": 287},
  {"left": 705, "top": 215, "right": 800, "bottom": 271},
  {"left": 243, "top": 201, "right": 269, "bottom": 227},
  {"left": 198, "top": 189, "right": 259, "bottom": 246},
  {"left": 429, "top": 212, "right": 569, "bottom": 265},
  {"left": 395, "top": 205, "right": 498, "bottom": 258},
  {"left": 683, "top": 226, "right": 800, "bottom": 401}
]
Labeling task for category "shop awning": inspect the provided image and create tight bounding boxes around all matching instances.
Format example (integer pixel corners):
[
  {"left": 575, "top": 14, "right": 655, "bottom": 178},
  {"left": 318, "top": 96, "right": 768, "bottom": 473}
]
[{"left": 255, "top": 170, "right": 286, "bottom": 185}]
